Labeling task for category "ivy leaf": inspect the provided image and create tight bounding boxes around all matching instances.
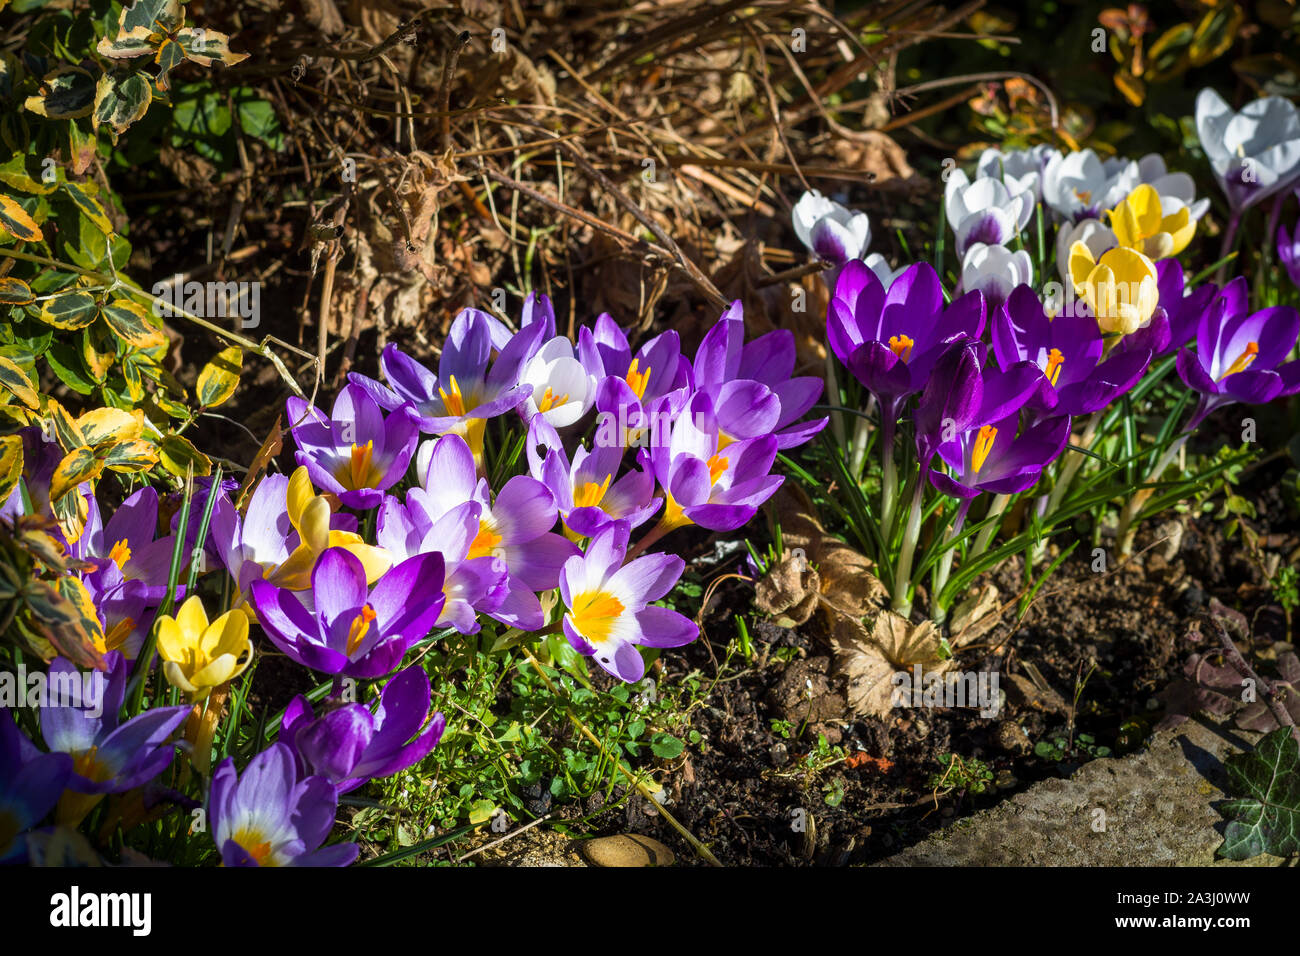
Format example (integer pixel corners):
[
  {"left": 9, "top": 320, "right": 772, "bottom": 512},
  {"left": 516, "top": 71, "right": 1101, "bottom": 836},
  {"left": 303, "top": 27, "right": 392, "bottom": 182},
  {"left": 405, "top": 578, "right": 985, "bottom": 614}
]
[
  {"left": 42, "top": 398, "right": 86, "bottom": 451},
  {"left": 45, "top": 344, "right": 96, "bottom": 395},
  {"left": 0, "top": 154, "right": 58, "bottom": 195},
  {"left": 1218, "top": 727, "right": 1300, "bottom": 860},
  {"left": 93, "top": 72, "right": 153, "bottom": 137},
  {"left": 196, "top": 346, "right": 241, "bottom": 408},
  {"left": 24, "top": 576, "right": 106, "bottom": 671},
  {"left": 0, "top": 194, "right": 43, "bottom": 243}
]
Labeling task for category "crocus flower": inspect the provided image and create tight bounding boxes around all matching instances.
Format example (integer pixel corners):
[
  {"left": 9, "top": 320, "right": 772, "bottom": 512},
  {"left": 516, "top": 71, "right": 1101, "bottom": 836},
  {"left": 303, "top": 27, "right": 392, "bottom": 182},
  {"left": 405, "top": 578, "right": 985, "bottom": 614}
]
[
  {"left": 210, "top": 467, "right": 390, "bottom": 598},
  {"left": 792, "top": 189, "right": 871, "bottom": 266},
  {"left": 251, "top": 547, "right": 445, "bottom": 678},
  {"left": 827, "top": 261, "right": 986, "bottom": 410},
  {"left": 581, "top": 317, "right": 691, "bottom": 445},
  {"left": 410, "top": 432, "right": 578, "bottom": 630},
  {"left": 280, "top": 665, "right": 445, "bottom": 793},
  {"left": 1134, "top": 153, "right": 1209, "bottom": 221},
  {"left": 994, "top": 285, "right": 1151, "bottom": 416},
  {"left": 1055, "top": 218, "right": 1117, "bottom": 284},
  {"left": 1155, "top": 260, "right": 1224, "bottom": 357},
  {"left": 1106, "top": 184, "right": 1194, "bottom": 260},
  {"left": 959, "top": 243, "right": 1033, "bottom": 305},
  {"left": 1068, "top": 242, "right": 1160, "bottom": 336},
  {"left": 0, "top": 709, "right": 73, "bottom": 864},
  {"left": 930, "top": 412, "right": 1072, "bottom": 499},
  {"left": 1042, "top": 148, "right": 1137, "bottom": 222},
  {"left": 348, "top": 308, "right": 546, "bottom": 460},
  {"left": 691, "top": 300, "right": 827, "bottom": 449},
  {"left": 40, "top": 654, "right": 189, "bottom": 823},
  {"left": 208, "top": 742, "right": 357, "bottom": 867},
  {"left": 913, "top": 340, "right": 1044, "bottom": 465},
  {"left": 944, "top": 169, "right": 1033, "bottom": 256},
  {"left": 155, "top": 596, "right": 253, "bottom": 701},
  {"left": 72, "top": 486, "right": 174, "bottom": 596},
  {"left": 1196, "top": 88, "right": 1300, "bottom": 211},
  {"left": 865, "top": 253, "right": 906, "bottom": 289},
  {"left": 286, "top": 383, "right": 418, "bottom": 510},
  {"left": 651, "top": 390, "right": 782, "bottom": 532},
  {"left": 976, "top": 144, "right": 1061, "bottom": 200},
  {"left": 376, "top": 490, "right": 507, "bottom": 635},
  {"left": 1279, "top": 220, "right": 1300, "bottom": 290},
  {"left": 528, "top": 419, "right": 660, "bottom": 538},
  {"left": 518, "top": 334, "right": 598, "bottom": 428},
  {"left": 559, "top": 521, "right": 697, "bottom": 682},
  {"left": 1175, "top": 297, "right": 1300, "bottom": 426}
]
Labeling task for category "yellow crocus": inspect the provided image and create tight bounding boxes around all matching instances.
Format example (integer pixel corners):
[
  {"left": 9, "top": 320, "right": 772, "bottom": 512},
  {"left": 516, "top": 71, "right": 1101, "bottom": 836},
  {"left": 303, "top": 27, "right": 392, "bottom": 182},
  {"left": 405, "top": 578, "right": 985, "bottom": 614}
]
[
  {"left": 156, "top": 596, "right": 253, "bottom": 701},
  {"left": 1107, "top": 184, "right": 1194, "bottom": 260},
  {"left": 1068, "top": 242, "right": 1159, "bottom": 337},
  {"left": 263, "top": 466, "right": 391, "bottom": 590}
]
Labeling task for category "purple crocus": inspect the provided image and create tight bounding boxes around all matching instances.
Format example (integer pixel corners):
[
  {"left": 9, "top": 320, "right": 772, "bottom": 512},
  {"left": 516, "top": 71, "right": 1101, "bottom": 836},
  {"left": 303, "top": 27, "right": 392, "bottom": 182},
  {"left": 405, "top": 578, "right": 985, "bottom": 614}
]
[
  {"left": 1154, "top": 259, "right": 1225, "bottom": 358},
  {"left": 348, "top": 309, "right": 545, "bottom": 456},
  {"left": 994, "top": 285, "right": 1150, "bottom": 416},
  {"left": 286, "top": 383, "right": 418, "bottom": 510},
  {"left": 580, "top": 316, "right": 692, "bottom": 444},
  {"left": 410, "top": 433, "right": 578, "bottom": 630},
  {"left": 280, "top": 665, "right": 445, "bottom": 793},
  {"left": 828, "top": 261, "right": 986, "bottom": 423},
  {"left": 40, "top": 653, "right": 189, "bottom": 823},
  {"left": 0, "top": 709, "right": 73, "bottom": 864},
  {"left": 691, "top": 301, "right": 827, "bottom": 449},
  {"left": 651, "top": 390, "right": 783, "bottom": 532},
  {"left": 69, "top": 486, "right": 180, "bottom": 658},
  {"left": 1175, "top": 296, "right": 1300, "bottom": 428},
  {"left": 208, "top": 743, "right": 357, "bottom": 867},
  {"left": 914, "top": 340, "right": 1045, "bottom": 466},
  {"left": 1278, "top": 220, "right": 1300, "bottom": 290},
  {"left": 559, "top": 521, "right": 697, "bottom": 682},
  {"left": 376, "top": 491, "right": 507, "bottom": 635},
  {"left": 251, "top": 548, "right": 446, "bottom": 678},
  {"left": 930, "top": 413, "right": 1072, "bottom": 499},
  {"left": 527, "top": 418, "right": 660, "bottom": 538}
]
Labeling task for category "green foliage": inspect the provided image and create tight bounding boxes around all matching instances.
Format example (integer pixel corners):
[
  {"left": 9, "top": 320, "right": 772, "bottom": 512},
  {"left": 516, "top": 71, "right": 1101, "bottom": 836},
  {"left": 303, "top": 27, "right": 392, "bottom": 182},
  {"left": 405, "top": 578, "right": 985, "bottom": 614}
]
[{"left": 1218, "top": 727, "right": 1300, "bottom": 860}]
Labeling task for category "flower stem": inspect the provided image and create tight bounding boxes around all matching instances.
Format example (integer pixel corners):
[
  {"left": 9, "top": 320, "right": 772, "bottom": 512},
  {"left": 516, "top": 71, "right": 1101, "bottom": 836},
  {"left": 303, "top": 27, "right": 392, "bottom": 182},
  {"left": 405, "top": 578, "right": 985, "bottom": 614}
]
[
  {"left": 891, "top": 469, "right": 927, "bottom": 615},
  {"left": 931, "top": 498, "right": 972, "bottom": 624},
  {"left": 970, "top": 493, "right": 1010, "bottom": 559},
  {"left": 879, "top": 406, "right": 899, "bottom": 540},
  {"left": 1215, "top": 209, "right": 1242, "bottom": 286}
]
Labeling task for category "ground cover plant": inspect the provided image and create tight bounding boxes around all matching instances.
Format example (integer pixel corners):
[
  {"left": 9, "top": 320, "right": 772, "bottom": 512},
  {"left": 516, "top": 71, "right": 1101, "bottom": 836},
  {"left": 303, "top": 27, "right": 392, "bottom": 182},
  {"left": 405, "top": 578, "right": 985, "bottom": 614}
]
[{"left": 2, "top": 0, "right": 1299, "bottom": 869}]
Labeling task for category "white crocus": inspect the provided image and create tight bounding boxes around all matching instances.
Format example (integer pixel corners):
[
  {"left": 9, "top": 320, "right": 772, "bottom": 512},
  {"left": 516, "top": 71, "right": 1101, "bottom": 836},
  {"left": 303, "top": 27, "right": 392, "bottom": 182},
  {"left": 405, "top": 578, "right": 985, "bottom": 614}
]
[
  {"left": 944, "top": 169, "right": 1033, "bottom": 256},
  {"left": 976, "top": 144, "right": 1061, "bottom": 200},
  {"left": 792, "top": 189, "right": 871, "bottom": 265},
  {"left": 865, "top": 253, "right": 906, "bottom": 289},
  {"left": 960, "top": 242, "right": 1033, "bottom": 305},
  {"left": 1055, "top": 218, "right": 1117, "bottom": 283},
  {"left": 1195, "top": 88, "right": 1300, "bottom": 212},
  {"left": 1041, "top": 149, "right": 1137, "bottom": 223},
  {"left": 520, "top": 336, "right": 596, "bottom": 428},
  {"left": 1135, "top": 154, "right": 1210, "bottom": 221}
]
